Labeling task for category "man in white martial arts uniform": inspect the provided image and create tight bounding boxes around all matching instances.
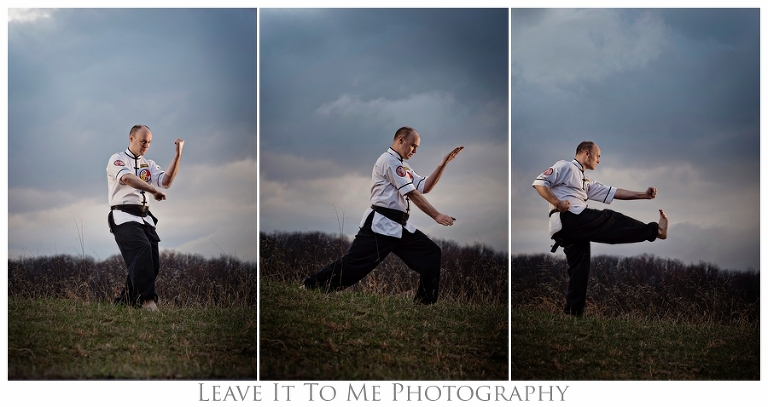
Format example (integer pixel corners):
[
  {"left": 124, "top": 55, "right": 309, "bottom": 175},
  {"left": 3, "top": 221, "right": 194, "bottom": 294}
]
[
  {"left": 107, "top": 124, "right": 184, "bottom": 311},
  {"left": 304, "top": 126, "right": 463, "bottom": 304},
  {"left": 532, "top": 141, "right": 668, "bottom": 316}
]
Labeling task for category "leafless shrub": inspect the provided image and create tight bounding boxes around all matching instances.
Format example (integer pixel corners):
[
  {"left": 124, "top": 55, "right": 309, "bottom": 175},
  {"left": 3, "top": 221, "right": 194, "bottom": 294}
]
[
  {"left": 259, "top": 231, "right": 508, "bottom": 305},
  {"left": 512, "top": 253, "right": 759, "bottom": 326},
  {"left": 8, "top": 251, "right": 256, "bottom": 308}
]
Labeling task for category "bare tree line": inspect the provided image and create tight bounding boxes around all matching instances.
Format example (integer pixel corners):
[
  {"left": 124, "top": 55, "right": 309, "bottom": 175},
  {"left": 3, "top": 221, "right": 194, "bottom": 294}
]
[{"left": 512, "top": 253, "right": 759, "bottom": 325}]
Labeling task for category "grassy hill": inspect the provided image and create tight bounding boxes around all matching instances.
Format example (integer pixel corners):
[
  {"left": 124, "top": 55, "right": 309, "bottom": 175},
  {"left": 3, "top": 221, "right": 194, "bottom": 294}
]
[
  {"left": 259, "top": 281, "right": 508, "bottom": 380},
  {"left": 7, "top": 252, "right": 257, "bottom": 379},
  {"left": 8, "top": 297, "right": 256, "bottom": 379},
  {"left": 512, "top": 308, "right": 759, "bottom": 380}
]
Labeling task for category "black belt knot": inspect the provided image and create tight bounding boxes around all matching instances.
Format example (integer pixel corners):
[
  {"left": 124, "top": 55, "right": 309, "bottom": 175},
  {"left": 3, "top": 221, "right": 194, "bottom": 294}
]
[{"left": 371, "top": 205, "right": 409, "bottom": 226}]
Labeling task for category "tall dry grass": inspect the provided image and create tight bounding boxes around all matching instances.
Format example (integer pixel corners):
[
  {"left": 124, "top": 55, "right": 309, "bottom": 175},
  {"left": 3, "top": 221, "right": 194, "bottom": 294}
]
[
  {"left": 512, "top": 253, "right": 759, "bottom": 326},
  {"left": 8, "top": 251, "right": 256, "bottom": 307},
  {"left": 260, "top": 230, "right": 508, "bottom": 305}
]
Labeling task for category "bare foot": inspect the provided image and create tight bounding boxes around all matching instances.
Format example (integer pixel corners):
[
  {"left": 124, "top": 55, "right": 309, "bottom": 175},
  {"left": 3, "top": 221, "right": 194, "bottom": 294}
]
[
  {"left": 141, "top": 299, "right": 159, "bottom": 312},
  {"left": 657, "top": 209, "right": 668, "bottom": 240}
]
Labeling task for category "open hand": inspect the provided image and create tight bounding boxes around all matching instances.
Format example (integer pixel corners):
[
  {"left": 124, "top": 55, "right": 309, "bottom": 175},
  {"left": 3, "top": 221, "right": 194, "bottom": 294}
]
[
  {"left": 442, "top": 146, "right": 464, "bottom": 165},
  {"left": 435, "top": 213, "right": 456, "bottom": 226}
]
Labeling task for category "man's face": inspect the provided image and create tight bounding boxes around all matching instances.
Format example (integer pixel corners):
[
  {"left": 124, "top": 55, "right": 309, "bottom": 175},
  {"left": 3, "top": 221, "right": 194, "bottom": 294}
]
[
  {"left": 401, "top": 132, "right": 420, "bottom": 160},
  {"left": 129, "top": 129, "right": 152, "bottom": 156},
  {"left": 585, "top": 145, "right": 601, "bottom": 170}
]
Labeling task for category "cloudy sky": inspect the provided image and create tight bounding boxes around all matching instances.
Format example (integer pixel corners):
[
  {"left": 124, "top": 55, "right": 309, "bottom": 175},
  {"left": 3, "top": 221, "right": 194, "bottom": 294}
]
[
  {"left": 7, "top": 9, "right": 257, "bottom": 261},
  {"left": 512, "top": 9, "right": 759, "bottom": 271},
  {"left": 259, "top": 9, "right": 509, "bottom": 253}
]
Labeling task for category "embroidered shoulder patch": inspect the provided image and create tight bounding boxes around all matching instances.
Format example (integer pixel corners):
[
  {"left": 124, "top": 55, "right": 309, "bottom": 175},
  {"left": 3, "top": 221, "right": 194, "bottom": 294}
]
[
  {"left": 114, "top": 160, "right": 125, "bottom": 166},
  {"left": 396, "top": 166, "right": 407, "bottom": 177},
  {"left": 543, "top": 167, "right": 554, "bottom": 176}
]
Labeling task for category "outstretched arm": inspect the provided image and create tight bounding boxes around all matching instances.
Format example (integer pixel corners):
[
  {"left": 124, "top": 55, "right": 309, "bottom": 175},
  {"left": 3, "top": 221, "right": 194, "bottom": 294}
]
[
  {"left": 161, "top": 138, "right": 185, "bottom": 189},
  {"left": 533, "top": 184, "right": 571, "bottom": 212},
  {"left": 615, "top": 187, "right": 656, "bottom": 200},
  {"left": 423, "top": 146, "right": 464, "bottom": 193},
  {"left": 406, "top": 189, "right": 455, "bottom": 226}
]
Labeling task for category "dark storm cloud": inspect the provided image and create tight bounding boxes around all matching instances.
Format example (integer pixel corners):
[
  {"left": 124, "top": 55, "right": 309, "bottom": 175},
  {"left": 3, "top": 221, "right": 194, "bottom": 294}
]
[
  {"left": 8, "top": 9, "right": 257, "bottom": 261},
  {"left": 513, "top": 9, "right": 758, "bottom": 174},
  {"left": 260, "top": 9, "right": 509, "bottom": 253},
  {"left": 9, "top": 9, "right": 256, "bottom": 198},
  {"left": 261, "top": 8, "right": 507, "bottom": 169},
  {"left": 512, "top": 9, "right": 759, "bottom": 270}
]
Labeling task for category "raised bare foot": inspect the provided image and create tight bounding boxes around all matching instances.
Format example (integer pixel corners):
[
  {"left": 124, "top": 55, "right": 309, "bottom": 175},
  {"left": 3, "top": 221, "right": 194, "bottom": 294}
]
[{"left": 657, "top": 209, "right": 668, "bottom": 240}]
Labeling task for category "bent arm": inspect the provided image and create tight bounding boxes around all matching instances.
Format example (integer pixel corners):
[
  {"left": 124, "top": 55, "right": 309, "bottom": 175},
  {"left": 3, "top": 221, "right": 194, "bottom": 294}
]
[
  {"left": 614, "top": 187, "right": 656, "bottom": 200},
  {"left": 161, "top": 139, "right": 185, "bottom": 189},
  {"left": 406, "top": 189, "right": 454, "bottom": 226},
  {"left": 533, "top": 184, "right": 570, "bottom": 212},
  {"left": 423, "top": 146, "right": 463, "bottom": 193},
  {"left": 120, "top": 174, "right": 166, "bottom": 201}
]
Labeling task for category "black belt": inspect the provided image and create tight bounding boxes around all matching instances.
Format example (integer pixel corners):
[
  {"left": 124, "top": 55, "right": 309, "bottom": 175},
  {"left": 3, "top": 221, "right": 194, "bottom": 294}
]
[
  {"left": 111, "top": 204, "right": 149, "bottom": 217},
  {"left": 371, "top": 205, "right": 409, "bottom": 226}
]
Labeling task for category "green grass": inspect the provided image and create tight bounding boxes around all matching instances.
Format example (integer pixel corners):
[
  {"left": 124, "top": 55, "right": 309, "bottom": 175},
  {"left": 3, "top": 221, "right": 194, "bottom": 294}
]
[
  {"left": 260, "top": 281, "right": 507, "bottom": 380},
  {"left": 512, "top": 308, "right": 759, "bottom": 380},
  {"left": 8, "top": 298, "right": 256, "bottom": 379}
]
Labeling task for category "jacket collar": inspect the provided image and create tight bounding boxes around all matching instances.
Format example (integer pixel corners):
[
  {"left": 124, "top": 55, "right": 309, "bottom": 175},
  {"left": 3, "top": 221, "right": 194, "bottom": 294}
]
[
  {"left": 388, "top": 147, "right": 403, "bottom": 162},
  {"left": 125, "top": 148, "right": 141, "bottom": 159},
  {"left": 571, "top": 159, "right": 585, "bottom": 172}
]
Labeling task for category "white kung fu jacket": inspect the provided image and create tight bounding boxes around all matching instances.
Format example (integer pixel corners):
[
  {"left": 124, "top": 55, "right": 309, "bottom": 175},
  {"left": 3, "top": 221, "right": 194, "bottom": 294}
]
[
  {"left": 360, "top": 147, "right": 428, "bottom": 238},
  {"left": 107, "top": 149, "right": 167, "bottom": 227},
  {"left": 532, "top": 159, "right": 617, "bottom": 237}
]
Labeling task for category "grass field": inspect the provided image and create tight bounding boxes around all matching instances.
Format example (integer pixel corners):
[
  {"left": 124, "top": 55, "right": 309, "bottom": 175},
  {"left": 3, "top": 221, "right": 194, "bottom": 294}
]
[
  {"left": 512, "top": 309, "right": 759, "bottom": 380},
  {"left": 8, "top": 298, "right": 256, "bottom": 379},
  {"left": 260, "top": 281, "right": 508, "bottom": 380}
]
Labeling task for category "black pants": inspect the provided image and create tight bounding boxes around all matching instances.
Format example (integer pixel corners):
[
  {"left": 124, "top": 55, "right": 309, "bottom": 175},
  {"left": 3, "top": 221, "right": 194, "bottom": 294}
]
[
  {"left": 554, "top": 209, "right": 658, "bottom": 316},
  {"left": 304, "top": 213, "right": 442, "bottom": 304},
  {"left": 111, "top": 219, "right": 161, "bottom": 306}
]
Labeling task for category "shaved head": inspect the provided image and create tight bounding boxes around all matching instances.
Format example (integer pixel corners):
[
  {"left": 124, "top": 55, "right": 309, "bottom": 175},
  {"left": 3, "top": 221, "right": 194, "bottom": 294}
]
[
  {"left": 129, "top": 124, "right": 151, "bottom": 138},
  {"left": 394, "top": 126, "right": 416, "bottom": 141}
]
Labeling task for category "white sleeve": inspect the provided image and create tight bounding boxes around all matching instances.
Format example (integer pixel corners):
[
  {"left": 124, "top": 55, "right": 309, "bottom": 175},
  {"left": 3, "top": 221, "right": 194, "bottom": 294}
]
[
  {"left": 532, "top": 162, "right": 564, "bottom": 188},
  {"left": 107, "top": 154, "right": 132, "bottom": 183},
  {"left": 586, "top": 181, "right": 616, "bottom": 204},
  {"left": 412, "top": 170, "right": 427, "bottom": 193},
  {"left": 147, "top": 160, "right": 167, "bottom": 189},
  {"left": 385, "top": 158, "right": 416, "bottom": 196}
]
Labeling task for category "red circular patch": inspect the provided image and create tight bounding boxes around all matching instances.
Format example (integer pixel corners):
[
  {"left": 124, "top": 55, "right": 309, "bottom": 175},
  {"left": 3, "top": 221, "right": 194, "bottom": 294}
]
[
  {"left": 543, "top": 167, "right": 554, "bottom": 176},
  {"left": 396, "top": 166, "right": 406, "bottom": 177},
  {"left": 114, "top": 160, "right": 125, "bottom": 166},
  {"left": 139, "top": 169, "right": 151, "bottom": 182}
]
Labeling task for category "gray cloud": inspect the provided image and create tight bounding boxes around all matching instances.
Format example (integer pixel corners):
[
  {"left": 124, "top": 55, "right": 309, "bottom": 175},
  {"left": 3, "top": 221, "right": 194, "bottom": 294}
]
[
  {"left": 8, "top": 9, "right": 257, "bottom": 261},
  {"left": 260, "top": 9, "right": 509, "bottom": 253},
  {"left": 512, "top": 9, "right": 759, "bottom": 270}
]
